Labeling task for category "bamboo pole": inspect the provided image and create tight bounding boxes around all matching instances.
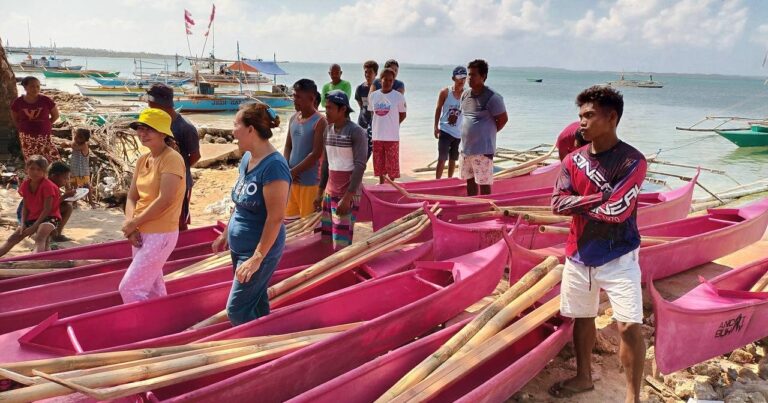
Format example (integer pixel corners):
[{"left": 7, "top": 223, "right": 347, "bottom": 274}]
[
  {"left": 383, "top": 176, "right": 499, "bottom": 206},
  {"left": 537, "top": 226, "right": 679, "bottom": 246},
  {"left": 0, "top": 260, "right": 104, "bottom": 270},
  {"left": 493, "top": 144, "right": 556, "bottom": 179},
  {"left": 393, "top": 296, "right": 562, "bottom": 402},
  {"left": 492, "top": 164, "right": 538, "bottom": 180},
  {"left": 693, "top": 184, "right": 768, "bottom": 205},
  {"left": 750, "top": 270, "right": 768, "bottom": 292},
  {"left": 6, "top": 337, "right": 322, "bottom": 402},
  {"left": 377, "top": 256, "right": 559, "bottom": 401},
  {"left": 455, "top": 206, "right": 550, "bottom": 221},
  {"left": 646, "top": 158, "right": 726, "bottom": 175},
  {"left": 163, "top": 252, "right": 230, "bottom": 281},
  {"left": 437, "top": 266, "right": 564, "bottom": 369},
  {"left": 523, "top": 213, "right": 571, "bottom": 225},
  {"left": 271, "top": 212, "right": 435, "bottom": 306},
  {"left": 0, "top": 268, "right": 70, "bottom": 278},
  {"left": 189, "top": 206, "right": 435, "bottom": 330},
  {"left": 0, "top": 323, "right": 359, "bottom": 381}
]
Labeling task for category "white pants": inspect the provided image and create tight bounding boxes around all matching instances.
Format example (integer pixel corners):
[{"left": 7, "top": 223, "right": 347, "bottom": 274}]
[
  {"left": 119, "top": 231, "right": 179, "bottom": 303},
  {"left": 560, "top": 249, "right": 643, "bottom": 324}
]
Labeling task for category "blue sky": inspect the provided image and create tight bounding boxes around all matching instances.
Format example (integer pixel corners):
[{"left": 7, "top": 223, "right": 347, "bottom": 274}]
[{"left": 2, "top": 0, "right": 768, "bottom": 76}]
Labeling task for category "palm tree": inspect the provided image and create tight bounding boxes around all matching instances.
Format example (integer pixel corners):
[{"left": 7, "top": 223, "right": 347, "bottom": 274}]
[{"left": 0, "top": 36, "right": 19, "bottom": 160}]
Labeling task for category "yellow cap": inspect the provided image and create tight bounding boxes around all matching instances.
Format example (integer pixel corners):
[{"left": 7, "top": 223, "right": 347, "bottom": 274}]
[{"left": 130, "top": 108, "right": 173, "bottom": 137}]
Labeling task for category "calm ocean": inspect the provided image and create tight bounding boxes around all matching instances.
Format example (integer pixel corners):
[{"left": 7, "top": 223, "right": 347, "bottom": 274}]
[{"left": 11, "top": 54, "right": 768, "bottom": 191}]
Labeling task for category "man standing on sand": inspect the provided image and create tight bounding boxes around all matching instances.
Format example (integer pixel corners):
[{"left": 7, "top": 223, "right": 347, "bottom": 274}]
[
  {"left": 369, "top": 68, "right": 406, "bottom": 184},
  {"left": 433, "top": 66, "right": 466, "bottom": 179},
  {"left": 459, "top": 59, "right": 507, "bottom": 196},
  {"left": 146, "top": 84, "right": 201, "bottom": 231},
  {"left": 320, "top": 64, "right": 352, "bottom": 105},
  {"left": 549, "top": 86, "right": 647, "bottom": 403},
  {"left": 355, "top": 60, "right": 378, "bottom": 161}
]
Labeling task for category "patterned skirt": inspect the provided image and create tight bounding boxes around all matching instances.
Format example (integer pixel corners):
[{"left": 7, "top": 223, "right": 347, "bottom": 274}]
[{"left": 19, "top": 132, "right": 60, "bottom": 163}]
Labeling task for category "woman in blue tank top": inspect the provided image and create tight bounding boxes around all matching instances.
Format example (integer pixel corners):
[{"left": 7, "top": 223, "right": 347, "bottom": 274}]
[{"left": 212, "top": 103, "right": 291, "bottom": 325}]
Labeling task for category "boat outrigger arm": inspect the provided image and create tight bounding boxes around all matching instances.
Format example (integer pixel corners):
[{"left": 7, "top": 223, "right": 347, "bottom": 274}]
[{"left": 675, "top": 116, "right": 764, "bottom": 132}]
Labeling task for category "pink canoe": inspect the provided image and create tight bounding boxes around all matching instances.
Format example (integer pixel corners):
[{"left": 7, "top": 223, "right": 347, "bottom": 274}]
[
  {"left": 0, "top": 242, "right": 433, "bottom": 361},
  {"left": 370, "top": 176, "right": 697, "bottom": 244},
  {"left": 651, "top": 258, "right": 768, "bottom": 374},
  {"left": 0, "top": 223, "right": 225, "bottom": 263},
  {"left": 143, "top": 222, "right": 508, "bottom": 402},
  {"left": 508, "top": 197, "right": 768, "bottom": 282},
  {"left": 293, "top": 314, "right": 572, "bottom": 403},
  {"left": 358, "top": 163, "right": 560, "bottom": 221}
]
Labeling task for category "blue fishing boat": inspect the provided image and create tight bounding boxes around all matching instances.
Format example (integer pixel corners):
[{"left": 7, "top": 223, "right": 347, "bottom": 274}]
[
  {"left": 172, "top": 94, "right": 255, "bottom": 113},
  {"left": 92, "top": 77, "right": 192, "bottom": 87}
]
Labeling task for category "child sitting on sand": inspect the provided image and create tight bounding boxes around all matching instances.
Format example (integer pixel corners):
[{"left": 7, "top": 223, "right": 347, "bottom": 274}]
[
  {"left": 0, "top": 155, "right": 63, "bottom": 257},
  {"left": 48, "top": 161, "right": 76, "bottom": 243},
  {"left": 70, "top": 127, "right": 93, "bottom": 205}
]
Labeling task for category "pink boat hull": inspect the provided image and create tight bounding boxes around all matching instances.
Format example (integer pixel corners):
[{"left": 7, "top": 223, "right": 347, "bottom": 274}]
[
  {"left": 358, "top": 164, "right": 560, "bottom": 221},
  {"left": 151, "top": 237, "right": 507, "bottom": 402},
  {"left": 651, "top": 258, "right": 768, "bottom": 374},
  {"left": 509, "top": 198, "right": 768, "bottom": 283},
  {"left": 293, "top": 313, "right": 573, "bottom": 403}
]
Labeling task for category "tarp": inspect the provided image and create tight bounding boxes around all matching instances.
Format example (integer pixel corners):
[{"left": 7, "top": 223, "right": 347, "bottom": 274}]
[
  {"left": 227, "top": 61, "right": 260, "bottom": 73},
  {"left": 242, "top": 59, "right": 288, "bottom": 76}
]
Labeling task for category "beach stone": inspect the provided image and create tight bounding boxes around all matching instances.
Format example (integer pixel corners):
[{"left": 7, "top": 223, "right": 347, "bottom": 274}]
[
  {"left": 731, "top": 349, "right": 755, "bottom": 365},
  {"left": 747, "top": 391, "right": 768, "bottom": 403},
  {"left": 594, "top": 332, "right": 618, "bottom": 355},
  {"left": 693, "top": 362, "right": 723, "bottom": 380},
  {"left": 739, "top": 368, "right": 762, "bottom": 382},
  {"left": 759, "top": 356, "right": 768, "bottom": 380},
  {"left": 674, "top": 378, "right": 696, "bottom": 399},
  {"left": 746, "top": 344, "right": 759, "bottom": 356},
  {"left": 510, "top": 392, "right": 535, "bottom": 402},
  {"left": 203, "top": 134, "right": 215, "bottom": 143},
  {"left": 695, "top": 380, "right": 720, "bottom": 400},
  {"left": 214, "top": 137, "right": 227, "bottom": 144}
]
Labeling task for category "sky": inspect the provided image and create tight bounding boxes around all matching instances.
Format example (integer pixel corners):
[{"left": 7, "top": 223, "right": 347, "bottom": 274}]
[{"left": 2, "top": 0, "right": 768, "bottom": 76}]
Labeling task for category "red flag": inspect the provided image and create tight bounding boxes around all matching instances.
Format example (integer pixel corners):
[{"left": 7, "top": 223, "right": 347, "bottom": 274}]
[
  {"left": 184, "top": 9, "right": 195, "bottom": 25},
  {"left": 204, "top": 4, "right": 216, "bottom": 37},
  {"left": 185, "top": 27, "right": 193, "bottom": 35}
]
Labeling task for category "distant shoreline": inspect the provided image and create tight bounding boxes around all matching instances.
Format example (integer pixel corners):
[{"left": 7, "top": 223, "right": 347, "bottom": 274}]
[{"left": 6, "top": 46, "right": 176, "bottom": 59}]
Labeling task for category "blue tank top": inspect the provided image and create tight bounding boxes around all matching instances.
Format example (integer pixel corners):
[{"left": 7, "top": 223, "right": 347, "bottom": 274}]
[
  {"left": 288, "top": 112, "right": 323, "bottom": 186},
  {"left": 438, "top": 88, "right": 462, "bottom": 138}
]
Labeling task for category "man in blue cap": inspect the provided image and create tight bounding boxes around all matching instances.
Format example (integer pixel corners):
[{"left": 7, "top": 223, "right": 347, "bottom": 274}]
[
  {"left": 146, "top": 83, "right": 200, "bottom": 231},
  {"left": 433, "top": 66, "right": 467, "bottom": 179}
]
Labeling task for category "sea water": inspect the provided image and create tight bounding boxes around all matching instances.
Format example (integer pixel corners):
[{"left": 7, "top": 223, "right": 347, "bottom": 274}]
[{"left": 11, "top": 54, "right": 768, "bottom": 191}]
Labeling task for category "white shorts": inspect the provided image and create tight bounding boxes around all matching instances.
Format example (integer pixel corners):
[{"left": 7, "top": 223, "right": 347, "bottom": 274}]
[
  {"left": 460, "top": 154, "right": 494, "bottom": 185},
  {"left": 560, "top": 249, "right": 643, "bottom": 324}
]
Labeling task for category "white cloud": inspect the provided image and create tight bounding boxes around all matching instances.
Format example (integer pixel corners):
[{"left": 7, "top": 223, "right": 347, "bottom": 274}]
[
  {"left": 642, "top": 0, "right": 748, "bottom": 48},
  {"left": 570, "top": 0, "right": 748, "bottom": 49}
]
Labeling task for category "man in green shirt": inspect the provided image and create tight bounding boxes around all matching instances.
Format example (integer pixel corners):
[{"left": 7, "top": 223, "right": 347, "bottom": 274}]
[{"left": 320, "top": 64, "right": 352, "bottom": 105}]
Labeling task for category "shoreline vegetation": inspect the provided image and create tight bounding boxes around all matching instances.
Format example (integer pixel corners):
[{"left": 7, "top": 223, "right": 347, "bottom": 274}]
[{"left": 7, "top": 46, "right": 175, "bottom": 59}]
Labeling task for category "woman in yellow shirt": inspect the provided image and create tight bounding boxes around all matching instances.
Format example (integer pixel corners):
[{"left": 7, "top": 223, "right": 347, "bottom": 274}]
[{"left": 120, "top": 108, "right": 186, "bottom": 303}]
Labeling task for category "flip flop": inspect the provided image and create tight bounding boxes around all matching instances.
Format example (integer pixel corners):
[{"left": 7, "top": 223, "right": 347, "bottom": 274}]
[{"left": 548, "top": 380, "right": 595, "bottom": 398}]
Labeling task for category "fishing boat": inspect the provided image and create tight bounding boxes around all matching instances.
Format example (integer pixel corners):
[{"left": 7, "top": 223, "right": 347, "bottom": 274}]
[
  {"left": 358, "top": 163, "right": 560, "bottom": 221},
  {"left": 42, "top": 69, "right": 120, "bottom": 78},
  {"left": 0, "top": 233, "right": 334, "bottom": 333},
  {"left": 716, "top": 124, "right": 768, "bottom": 147},
  {"left": 526, "top": 78, "right": 543, "bottom": 83},
  {"left": 0, "top": 241, "right": 433, "bottom": 360},
  {"left": 294, "top": 310, "right": 571, "bottom": 402},
  {"left": 92, "top": 77, "right": 192, "bottom": 87},
  {"left": 138, "top": 221, "right": 507, "bottom": 402},
  {"left": 606, "top": 74, "right": 663, "bottom": 88},
  {"left": 651, "top": 258, "right": 768, "bottom": 374},
  {"left": 11, "top": 55, "right": 82, "bottom": 72},
  {"left": 75, "top": 84, "right": 183, "bottom": 97},
  {"left": 507, "top": 198, "right": 768, "bottom": 282},
  {"left": 367, "top": 175, "right": 696, "bottom": 235},
  {"left": 0, "top": 223, "right": 223, "bottom": 265},
  {"left": 172, "top": 94, "right": 254, "bottom": 112}
]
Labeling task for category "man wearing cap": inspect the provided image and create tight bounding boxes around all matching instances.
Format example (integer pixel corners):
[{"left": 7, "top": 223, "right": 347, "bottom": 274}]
[
  {"left": 460, "top": 59, "right": 508, "bottom": 196},
  {"left": 315, "top": 90, "right": 368, "bottom": 250},
  {"left": 146, "top": 84, "right": 200, "bottom": 231},
  {"left": 433, "top": 66, "right": 467, "bottom": 179},
  {"left": 320, "top": 64, "right": 352, "bottom": 105},
  {"left": 121, "top": 108, "right": 186, "bottom": 303},
  {"left": 284, "top": 79, "right": 327, "bottom": 219}
]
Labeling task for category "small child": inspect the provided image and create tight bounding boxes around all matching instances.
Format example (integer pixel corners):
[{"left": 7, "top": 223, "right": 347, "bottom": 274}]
[
  {"left": 0, "top": 155, "right": 62, "bottom": 257},
  {"left": 70, "top": 128, "right": 93, "bottom": 204},
  {"left": 369, "top": 68, "right": 407, "bottom": 184},
  {"left": 48, "top": 161, "right": 75, "bottom": 243}
]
